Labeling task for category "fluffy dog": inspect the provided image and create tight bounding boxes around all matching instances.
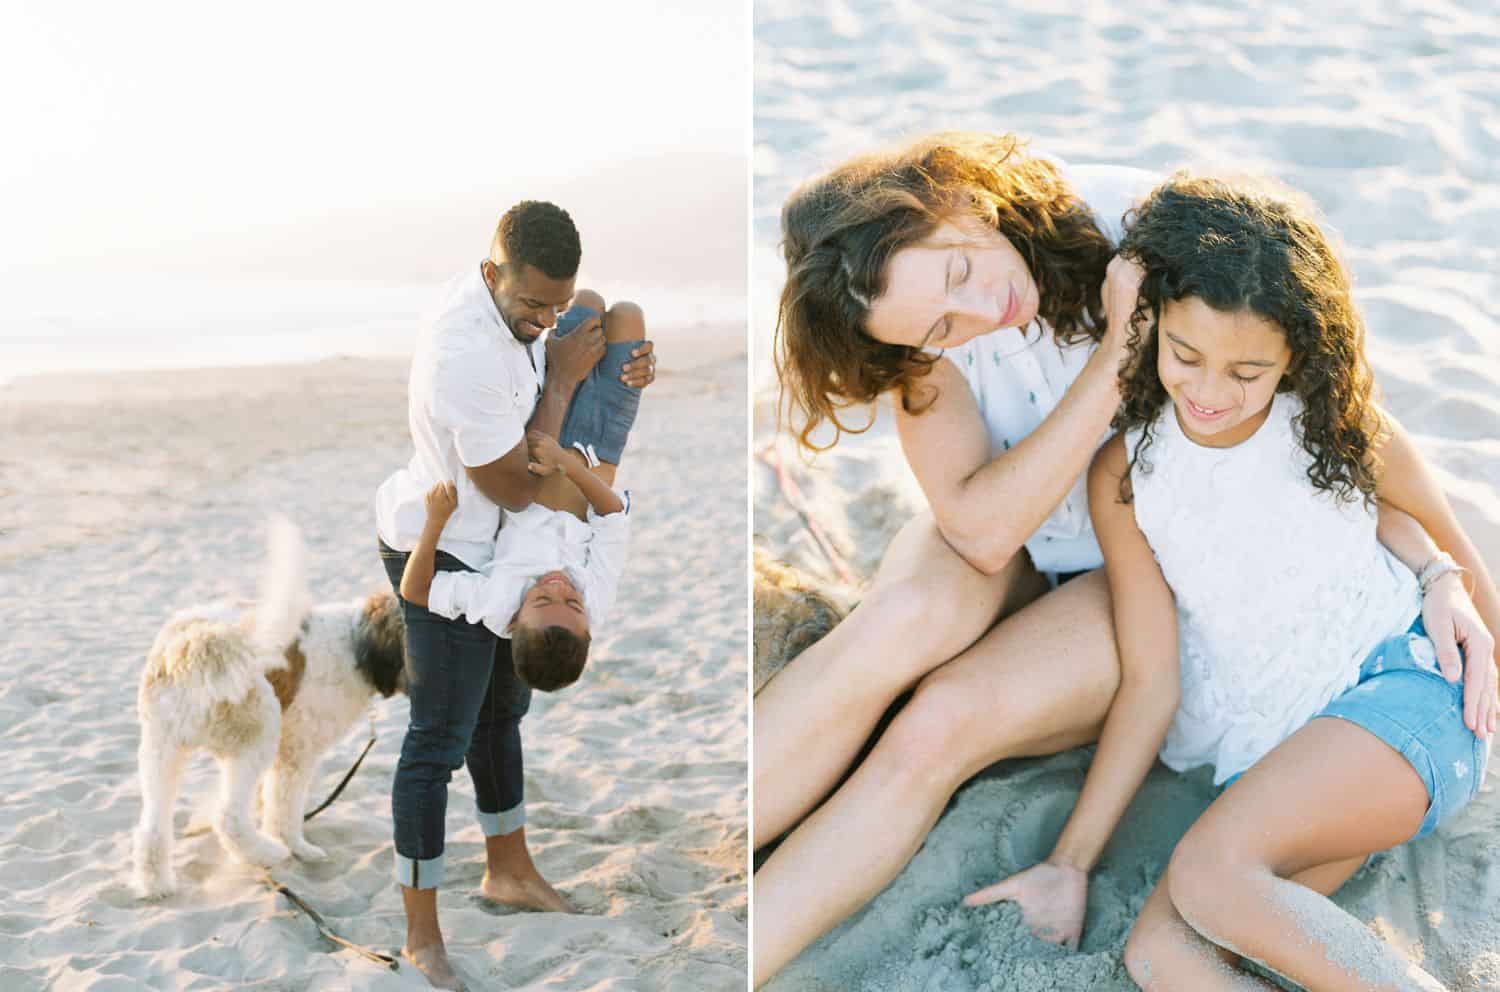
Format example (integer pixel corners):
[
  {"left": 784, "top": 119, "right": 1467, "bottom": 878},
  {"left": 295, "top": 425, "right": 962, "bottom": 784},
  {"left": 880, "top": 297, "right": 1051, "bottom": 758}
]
[{"left": 133, "top": 520, "right": 405, "bottom": 898}]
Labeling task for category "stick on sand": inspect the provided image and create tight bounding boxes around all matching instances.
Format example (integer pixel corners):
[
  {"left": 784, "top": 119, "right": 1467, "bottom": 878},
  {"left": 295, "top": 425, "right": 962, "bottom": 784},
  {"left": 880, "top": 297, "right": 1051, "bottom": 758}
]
[{"left": 259, "top": 869, "right": 399, "bottom": 970}]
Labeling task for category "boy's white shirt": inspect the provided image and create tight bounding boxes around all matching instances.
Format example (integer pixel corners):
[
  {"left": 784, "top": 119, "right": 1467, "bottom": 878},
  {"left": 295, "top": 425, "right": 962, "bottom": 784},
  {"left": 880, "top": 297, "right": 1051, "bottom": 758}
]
[{"left": 426, "top": 494, "right": 632, "bottom": 640}]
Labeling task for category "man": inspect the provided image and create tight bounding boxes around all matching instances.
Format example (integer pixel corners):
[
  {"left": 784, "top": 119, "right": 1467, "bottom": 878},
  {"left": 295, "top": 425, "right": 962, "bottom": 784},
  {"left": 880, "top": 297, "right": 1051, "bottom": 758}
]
[{"left": 375, "top": 200, "right": 656, "bottom": 989}]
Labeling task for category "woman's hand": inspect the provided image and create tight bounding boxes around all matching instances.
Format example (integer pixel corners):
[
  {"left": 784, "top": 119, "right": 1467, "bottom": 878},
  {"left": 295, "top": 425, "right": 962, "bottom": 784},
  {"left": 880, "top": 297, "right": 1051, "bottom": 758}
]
[
  {"left": 1423, "top": 571, "right": 1498, "bottom": 737},
  {"left": 962, "top": 861, "right": 1088, "bottom": 950},
  {"left": 1100, "top": 254, "right": 1147, "bottom": 355}
]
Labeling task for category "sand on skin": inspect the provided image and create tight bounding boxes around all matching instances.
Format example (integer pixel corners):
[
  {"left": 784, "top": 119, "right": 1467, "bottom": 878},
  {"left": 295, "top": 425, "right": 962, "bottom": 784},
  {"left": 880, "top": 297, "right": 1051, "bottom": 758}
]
[{"left": 0, "top": 321, "right": 747, "bottom": 990}]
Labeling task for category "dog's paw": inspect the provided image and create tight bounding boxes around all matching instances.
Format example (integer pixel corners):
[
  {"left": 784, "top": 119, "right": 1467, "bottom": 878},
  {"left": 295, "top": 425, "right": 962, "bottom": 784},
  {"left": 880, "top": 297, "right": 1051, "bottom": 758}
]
[
  {"left": 291, "top": 840, "right": 328, "bottom": 862},
  {"left": 236, "top": 837, "right": 291, "bottom": 867},
  {"left": 134, "top": 871, "right": 177, "bottom": 900}
]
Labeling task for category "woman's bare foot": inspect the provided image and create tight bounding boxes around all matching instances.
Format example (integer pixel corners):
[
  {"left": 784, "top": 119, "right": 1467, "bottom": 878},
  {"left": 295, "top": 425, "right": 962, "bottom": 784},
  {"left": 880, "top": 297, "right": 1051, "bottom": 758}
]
[
  {"left": 402, "top": 942, "right": 466, "bottom": 990},
  {"left": 479, "top": 869, "right": 574, "bottom": 913}
]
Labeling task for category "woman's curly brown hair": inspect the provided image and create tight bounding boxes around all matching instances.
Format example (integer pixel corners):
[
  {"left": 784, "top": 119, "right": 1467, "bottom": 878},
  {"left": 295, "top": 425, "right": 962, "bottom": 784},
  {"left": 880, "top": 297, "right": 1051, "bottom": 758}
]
[
  {"left": 775, "top": 132, "right": 1116, "bottom": 452},
  {"left": 1113, "top": 172, "right": 1382, "bottom": 504}
]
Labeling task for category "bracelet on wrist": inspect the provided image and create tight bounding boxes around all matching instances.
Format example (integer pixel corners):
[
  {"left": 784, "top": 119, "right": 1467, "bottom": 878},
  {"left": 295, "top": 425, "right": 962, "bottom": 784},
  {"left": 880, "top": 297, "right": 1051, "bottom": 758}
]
[{"left": 1417, "top": 551, "right": 1468, "bottom": 597}]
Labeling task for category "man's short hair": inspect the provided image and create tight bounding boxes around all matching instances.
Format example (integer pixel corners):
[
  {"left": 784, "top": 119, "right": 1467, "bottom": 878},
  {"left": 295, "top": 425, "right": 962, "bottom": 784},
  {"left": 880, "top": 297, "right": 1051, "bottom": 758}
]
[
  {"left": 491, "top": 201, "right": 581, "bottom": 280},
  {"left": 511, "top": 623, "right": 591, "bottom": 691}
]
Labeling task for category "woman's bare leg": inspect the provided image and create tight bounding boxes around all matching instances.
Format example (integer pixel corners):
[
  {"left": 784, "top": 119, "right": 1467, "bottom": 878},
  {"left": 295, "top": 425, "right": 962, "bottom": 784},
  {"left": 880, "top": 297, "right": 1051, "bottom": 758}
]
[
  {"left": 753, "top": 513, "right": 1047, "bottom": 845},
  {"left": 752, "top": 569, "right": 1121, "bottom": 986},
  {"left": 1163, "top": 717, "right": 1442, "bottom": 991}
]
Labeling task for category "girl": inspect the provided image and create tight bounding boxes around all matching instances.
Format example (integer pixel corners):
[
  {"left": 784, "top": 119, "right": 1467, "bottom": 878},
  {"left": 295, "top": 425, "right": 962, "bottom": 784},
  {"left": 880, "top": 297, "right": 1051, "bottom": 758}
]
[
  {"left": 1029, "top": 173, "right": 1499, "bottom": 989},
  {"left": 755, "top": 133, "right": 1494, "bottom": 985}
]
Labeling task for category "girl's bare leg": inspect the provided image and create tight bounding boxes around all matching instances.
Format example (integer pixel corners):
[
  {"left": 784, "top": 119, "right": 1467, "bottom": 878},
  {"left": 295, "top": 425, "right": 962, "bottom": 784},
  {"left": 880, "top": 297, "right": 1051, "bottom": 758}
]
[
  {"left": 753, "top": 513, "right": 1047, "bottom": 845},
  {"left": 1125, "top": 855, "right": 1367, "bottom": 990},
  {"left": 752, "top": 569, "right": 1121, "bottom": 986},
  {"left": 1161, "top": 717, "right": 1443, "bottom": 991}
]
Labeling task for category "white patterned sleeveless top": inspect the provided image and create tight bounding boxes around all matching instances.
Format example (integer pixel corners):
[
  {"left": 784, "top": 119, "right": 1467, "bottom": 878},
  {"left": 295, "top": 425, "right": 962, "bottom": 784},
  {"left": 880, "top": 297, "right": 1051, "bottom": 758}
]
[
  {"left": 939, "top": 161, "right": 1159, "bottom": 573},
  {"left": 1126, "top": 392, "right": 1420, "bottom": 783}
]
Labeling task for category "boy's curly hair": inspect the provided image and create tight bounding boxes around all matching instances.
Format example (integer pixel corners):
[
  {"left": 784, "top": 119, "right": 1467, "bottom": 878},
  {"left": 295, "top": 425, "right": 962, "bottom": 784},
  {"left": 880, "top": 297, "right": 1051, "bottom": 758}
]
[
  {"left": 1113, "top": 172, "right": 1382, "bottom": 504},
  {"left": 775, "top": 131, "right": 1116, "bottom": 452},
  {"left": 511, "top": 624, "right": 590, "bottom": 692}
]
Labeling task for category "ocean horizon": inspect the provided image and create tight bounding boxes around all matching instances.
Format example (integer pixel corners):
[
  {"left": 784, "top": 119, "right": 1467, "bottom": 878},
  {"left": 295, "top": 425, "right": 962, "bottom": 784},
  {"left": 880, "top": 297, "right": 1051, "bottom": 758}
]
[{"left": 1, "top": 273, "right": 745, "bottom": 383}]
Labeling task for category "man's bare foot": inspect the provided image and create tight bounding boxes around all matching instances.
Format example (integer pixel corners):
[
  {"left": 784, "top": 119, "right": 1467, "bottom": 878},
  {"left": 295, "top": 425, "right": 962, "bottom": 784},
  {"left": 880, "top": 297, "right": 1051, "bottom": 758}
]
[
  {"left": 479, "top": 869, "right": 574, "bottom": 913},
  {"left": 401, "top": 942, "right": 466, "bottom": 991}
]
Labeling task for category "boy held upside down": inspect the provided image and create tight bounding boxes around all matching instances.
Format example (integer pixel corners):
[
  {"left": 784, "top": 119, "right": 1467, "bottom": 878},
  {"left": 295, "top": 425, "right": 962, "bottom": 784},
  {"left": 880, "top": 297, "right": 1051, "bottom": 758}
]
[{"left": 401, "top": 426, "right": 632, "bottom": 692}]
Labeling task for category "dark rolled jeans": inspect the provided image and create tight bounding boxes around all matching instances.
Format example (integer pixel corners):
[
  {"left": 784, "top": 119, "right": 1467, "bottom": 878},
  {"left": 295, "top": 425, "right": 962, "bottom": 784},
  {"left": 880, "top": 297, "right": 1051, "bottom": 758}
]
[{"left": 379, "top": 539, "right": 532, "bottom": 890}]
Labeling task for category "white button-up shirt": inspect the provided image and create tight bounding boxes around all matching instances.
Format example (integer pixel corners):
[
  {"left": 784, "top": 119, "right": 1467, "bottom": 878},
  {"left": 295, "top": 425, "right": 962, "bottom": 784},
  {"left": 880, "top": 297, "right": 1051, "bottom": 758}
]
[
  {"left": 376, "top": 264, "right": 546, "bottom": 569},
  {"left": 426, "top": 497, "right": 632, "bottom": 639},
  {"left": 938, "top": 162, "right": 1158, "bottom": 574}
]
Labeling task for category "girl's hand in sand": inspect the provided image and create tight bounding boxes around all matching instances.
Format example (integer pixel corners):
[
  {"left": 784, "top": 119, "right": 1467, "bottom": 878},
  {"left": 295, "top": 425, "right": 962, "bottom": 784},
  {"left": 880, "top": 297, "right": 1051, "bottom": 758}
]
[
  {"left": 962, "top": 861, "right": 1088, "bottom": 950},
  {"left": 526, "top": 430, "right": 566, "bottom": 477},
  {"left": 425, "top": 481, "right": 458, "bottom": 521},
  {"left": 1423, "top": 571, "right": 1498, "bottom": 737},
  {"left": 1101, "top": 254, "right": 1147, "bottom": 357}
]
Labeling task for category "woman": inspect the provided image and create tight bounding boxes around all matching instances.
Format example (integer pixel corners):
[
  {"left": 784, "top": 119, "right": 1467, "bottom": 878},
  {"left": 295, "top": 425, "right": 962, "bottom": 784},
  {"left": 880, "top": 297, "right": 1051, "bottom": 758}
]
[{"left": 752, "top": 133, "right": 1496, "bottom": 985}]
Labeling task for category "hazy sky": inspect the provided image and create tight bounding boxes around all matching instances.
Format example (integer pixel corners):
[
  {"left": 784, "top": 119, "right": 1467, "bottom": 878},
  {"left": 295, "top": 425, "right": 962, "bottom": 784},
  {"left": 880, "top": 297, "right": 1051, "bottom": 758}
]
[{"left": 2, "top": 1, "right": 748, "bottom": 287}]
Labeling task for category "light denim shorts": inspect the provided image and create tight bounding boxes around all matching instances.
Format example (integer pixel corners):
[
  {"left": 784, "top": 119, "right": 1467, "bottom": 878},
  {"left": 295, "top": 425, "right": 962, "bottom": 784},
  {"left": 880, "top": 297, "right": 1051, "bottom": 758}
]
[
  {"left": 552, "top": 304, "right": 644, "bottom": 465},
  {"left": 1318, "top": 617, "right": 1491, "bottom": 838}
]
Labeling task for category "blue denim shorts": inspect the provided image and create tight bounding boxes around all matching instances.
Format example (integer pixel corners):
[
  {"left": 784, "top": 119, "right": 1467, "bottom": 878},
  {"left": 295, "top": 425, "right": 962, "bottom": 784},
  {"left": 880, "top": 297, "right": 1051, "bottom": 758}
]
[
  {"left": 552, "top": 305, "right": 643, "bottom": 465},
  {"left": 1318, "top": 617, "right": 1491, "bottom": 838}
]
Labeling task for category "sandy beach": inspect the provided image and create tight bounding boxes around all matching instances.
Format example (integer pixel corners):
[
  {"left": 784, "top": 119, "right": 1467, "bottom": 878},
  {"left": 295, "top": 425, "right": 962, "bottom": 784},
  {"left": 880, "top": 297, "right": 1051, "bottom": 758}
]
[
  {"left": 0, "top": 321, "right": 747, "bottom": 990},
  {"left": 754, "top": 2, "right": 1500, "bottom": 989}
]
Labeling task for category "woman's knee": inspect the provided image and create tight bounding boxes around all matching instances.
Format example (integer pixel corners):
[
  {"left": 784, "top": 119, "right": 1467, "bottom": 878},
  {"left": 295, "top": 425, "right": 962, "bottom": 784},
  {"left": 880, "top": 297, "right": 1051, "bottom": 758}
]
[
  {"left": 862, "top": 571, "right": 989, "bottom": 662},
  {"left": 604, "top": 301, "right": 645, "bottom": 343},
  {"left": 870, "top": 675, "right": 984, "bottom": 788}
]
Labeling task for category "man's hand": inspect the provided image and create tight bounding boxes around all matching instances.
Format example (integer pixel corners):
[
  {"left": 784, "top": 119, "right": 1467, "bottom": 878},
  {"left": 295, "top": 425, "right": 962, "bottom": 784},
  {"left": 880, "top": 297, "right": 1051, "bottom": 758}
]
[
  {"left": 1423, "top": 571, "right": 1498, "bottom": 737},
  {"left": 620, "top": 339, "right": 658, "bottom": 388},
  {"left": 526, "top": 430, "right": 567, "bottom": 477},
  {"left": 424, "top": 481, "right": 458, "bottom": 524},
  {"left": 963, "top": 861, "right": 1089, "bottom": 950},
  {"left": 547, "top": 315, "right": 606, "bottom": 385}
]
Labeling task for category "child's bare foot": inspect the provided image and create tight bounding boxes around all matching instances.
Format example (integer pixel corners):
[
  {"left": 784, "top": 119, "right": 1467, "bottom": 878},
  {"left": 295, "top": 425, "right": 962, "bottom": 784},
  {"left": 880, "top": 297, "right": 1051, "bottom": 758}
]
[
  {"left": 402, "top": 942, "right": 466, "bottom": 990},
  {"left": 479, "top": 868, "right": 574, "bottom": 913}
]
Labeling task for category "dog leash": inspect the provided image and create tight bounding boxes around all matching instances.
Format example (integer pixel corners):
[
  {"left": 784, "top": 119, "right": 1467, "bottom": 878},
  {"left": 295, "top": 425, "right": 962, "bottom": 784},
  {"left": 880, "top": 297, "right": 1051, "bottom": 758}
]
[
  {"left": 303, "top": 709, "right": 377, "bottom": 823},
  {"left": 258, "top": 868, "right": 398, "bottom": 970}
]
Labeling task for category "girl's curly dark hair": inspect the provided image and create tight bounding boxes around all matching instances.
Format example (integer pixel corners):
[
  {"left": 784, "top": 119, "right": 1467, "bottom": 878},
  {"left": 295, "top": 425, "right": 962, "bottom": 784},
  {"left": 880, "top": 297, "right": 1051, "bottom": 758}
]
[
  {"left": 775, "top": 132, "right": 1116, "bottom": 452},
  {"left": 1113, "top": 173, "right": 1382, "bottom": 504}
]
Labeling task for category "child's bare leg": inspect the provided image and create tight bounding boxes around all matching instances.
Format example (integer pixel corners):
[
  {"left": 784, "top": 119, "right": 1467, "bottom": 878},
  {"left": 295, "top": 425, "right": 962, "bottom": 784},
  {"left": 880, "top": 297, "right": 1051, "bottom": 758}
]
[
  {"left": 1125, "top": 879, "right": 1279, "bottom": 991},
  {"left": 593, "top": 298, "right": 645, "bottom": 486},
  {"left": 1163, "top": 718, "right": 1442, "bottom": 991},
  {"left": 1124, "top": 854, "right": 1366, "bottom": 990},
  {"left": 536, "top": 293, "right": 642, "bottom": 510}
]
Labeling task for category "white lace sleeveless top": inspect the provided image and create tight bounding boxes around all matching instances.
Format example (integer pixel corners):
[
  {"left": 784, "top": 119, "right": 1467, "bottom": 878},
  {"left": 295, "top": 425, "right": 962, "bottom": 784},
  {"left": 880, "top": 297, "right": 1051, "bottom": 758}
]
[{"left": 1127, "top": 392, "right": 1420, "bottom": 783}]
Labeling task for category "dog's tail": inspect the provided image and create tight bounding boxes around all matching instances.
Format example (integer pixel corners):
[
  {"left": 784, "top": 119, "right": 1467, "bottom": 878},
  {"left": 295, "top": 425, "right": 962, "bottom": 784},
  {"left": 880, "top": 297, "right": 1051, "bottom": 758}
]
[{"left": 252, "top": 515, "right": 310, "bottom": 654}]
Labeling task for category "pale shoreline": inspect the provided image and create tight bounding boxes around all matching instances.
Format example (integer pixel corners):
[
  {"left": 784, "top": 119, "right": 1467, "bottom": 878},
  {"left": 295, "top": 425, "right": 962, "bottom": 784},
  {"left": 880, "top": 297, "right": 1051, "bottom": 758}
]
[{"left": 0, "top": 329, "right": 748, "bottom": 990}]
